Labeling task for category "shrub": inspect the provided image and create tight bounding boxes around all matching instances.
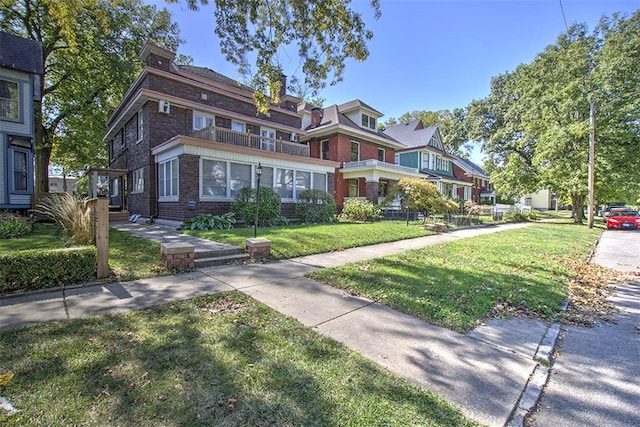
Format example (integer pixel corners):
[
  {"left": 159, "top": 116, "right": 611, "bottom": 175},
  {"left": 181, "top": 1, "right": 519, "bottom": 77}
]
[
  {"left": 295, "top": 189, "right": 336, "bottom": 224},
  {"left": 504, "top": 212, "right": 529, "bottom": 222},
  {"left": 0, "top": 247, "right": 96, "bottom": 294},
  {"left": 182, "top": 212, "right": 236, "bottom": 231},
  {"left": 34, "top": 193, "right": 92, "bottom": 245},
  {"left": 338, "top": 199, "right": 381, "bottom": 222},
  {"left": 0, "top": 212, "right": 33, "bottom": 239},
  {"left": 232, "top": 186, "right": 281, "bottom": 227}
]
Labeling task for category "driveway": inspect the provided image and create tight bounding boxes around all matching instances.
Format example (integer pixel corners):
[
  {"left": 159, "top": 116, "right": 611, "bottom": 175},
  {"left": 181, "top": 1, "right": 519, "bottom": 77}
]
[{"left": 529, "top": 229, "right": 640, "bottom": 426}]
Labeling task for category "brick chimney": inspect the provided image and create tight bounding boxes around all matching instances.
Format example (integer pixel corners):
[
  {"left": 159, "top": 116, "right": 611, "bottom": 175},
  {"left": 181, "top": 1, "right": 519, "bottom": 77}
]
[{"left": 139, "top": 42, "right": 175, "bottom": 72}]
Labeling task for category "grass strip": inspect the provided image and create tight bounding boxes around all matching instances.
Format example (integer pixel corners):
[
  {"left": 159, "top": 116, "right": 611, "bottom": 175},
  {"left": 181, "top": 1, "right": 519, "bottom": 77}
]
[
  {"left": 307, "top": 223, "right": 602, "bottom": 332},
  {"left": 0, "top": 293, "right": 477, "bottom": 426}
]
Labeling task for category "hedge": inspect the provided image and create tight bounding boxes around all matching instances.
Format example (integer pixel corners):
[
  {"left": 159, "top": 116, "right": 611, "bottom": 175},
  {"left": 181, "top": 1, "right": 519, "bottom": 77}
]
[{"left": 0, "top": 247, "right": 97, "bottom": 294}]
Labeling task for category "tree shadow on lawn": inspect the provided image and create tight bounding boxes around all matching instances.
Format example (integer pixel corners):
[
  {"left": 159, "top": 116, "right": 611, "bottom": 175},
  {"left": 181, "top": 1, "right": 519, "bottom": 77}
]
[{"left": 0, "top": 292, "right": 475, "bottom": 426}]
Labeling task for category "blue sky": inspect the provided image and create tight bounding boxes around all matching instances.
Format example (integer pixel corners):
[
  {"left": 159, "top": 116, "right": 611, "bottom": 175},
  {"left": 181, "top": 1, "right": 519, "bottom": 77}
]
[{"left": 150, "top": 0, "right": 639, "bottom": 160}]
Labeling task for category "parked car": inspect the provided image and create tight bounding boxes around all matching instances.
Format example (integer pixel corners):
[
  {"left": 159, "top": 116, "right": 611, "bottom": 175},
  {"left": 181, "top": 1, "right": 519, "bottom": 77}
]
[
  {"left": 606, "top": 208, "right": 640, "bottom": 230},
  {"left": 601, "top": 203, "right": 627, "bottom": 218}
]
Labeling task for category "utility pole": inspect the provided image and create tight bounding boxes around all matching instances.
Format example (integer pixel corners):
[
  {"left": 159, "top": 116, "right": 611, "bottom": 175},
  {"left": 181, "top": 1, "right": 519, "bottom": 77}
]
[{"left": 587, "top": 99, "right": 595, "bottom": 228}]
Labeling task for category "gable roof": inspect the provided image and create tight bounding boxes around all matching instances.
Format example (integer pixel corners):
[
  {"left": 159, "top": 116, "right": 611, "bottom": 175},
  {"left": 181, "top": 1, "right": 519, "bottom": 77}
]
[
  {"left": 0, "top": 32, "right": 43, "bottom": 75},
  {"left": 453, "top": 156, "right": 488, "bottom": 177},
  {"left": 337, "top": 99, "right": 383, "bottom": 116},
  {"left": 305, "top": 103, "right": 399, "bottom": 143},
  {"left": 383, "top": 121, "right": 449, "bottom": 155}
]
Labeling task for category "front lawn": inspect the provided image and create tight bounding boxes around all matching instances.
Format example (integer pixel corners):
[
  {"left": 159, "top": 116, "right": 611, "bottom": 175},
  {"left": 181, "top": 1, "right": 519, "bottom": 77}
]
[
  {"left": 307, "top": 223, "right": 603, "bottom": 332},
  {"left": 0, "top": 293, "right": 477, "bottom": 427},
  {"left": 183, "top": 221, "right": 435, "bottom": 259}
]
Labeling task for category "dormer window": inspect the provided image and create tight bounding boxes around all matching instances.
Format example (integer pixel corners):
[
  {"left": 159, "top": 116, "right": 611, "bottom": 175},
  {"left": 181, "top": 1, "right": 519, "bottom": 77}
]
[{"left": 361, "top": 113, "right": 376, "bottom": 130}]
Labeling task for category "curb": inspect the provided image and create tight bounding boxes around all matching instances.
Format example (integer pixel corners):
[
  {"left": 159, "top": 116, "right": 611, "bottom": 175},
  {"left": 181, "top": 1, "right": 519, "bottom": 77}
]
[{"left": 508, "top": 322, "right": 562, "bottom": 426}]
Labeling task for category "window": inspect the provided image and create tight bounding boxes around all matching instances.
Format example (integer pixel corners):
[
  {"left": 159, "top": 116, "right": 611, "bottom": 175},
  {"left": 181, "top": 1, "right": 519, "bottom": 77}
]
[
  {"left": 261, "top": 128, "right": 276, "bottom": 151},
  {"left": 12, "top": 150, "right": 28, "bottom": 192},
  {"left": 361, "top": 113, "right": 376, "bottom": 130},
  {"left": 378, "top": 148, "right": 385, "bottom": 162},
  {"left": 0, "top": 79, "right": 19, "bottom": 120},
  {"left": 202, "top": 160, "right": 227, "bottom": 197},
  {"left": 256, "top": 165, "right": 273, "bottom": 188},
  {"left": 193, "top": 112, "right": 215, "bottom": 130},
  {"left": 132, "top": 168, "right": 144, "bottom": 193},
  {"left": 312, "top": 173, "right": 326, "bottom": 190},
  {"left": 229, "top": 162, "right": 251, "bottom": 197},
  {"left": 348, "top": 179, "right": 359, "bottom": 197},
  {"left": 111, "top": 177, "right": 120, "bottom": 196},
  {"left": 231, "top": 120, "right": 245, "bottom": 132},
  {"left": 136, "top": 110, "right": 144, "bottom": 142},
  {"left": 275, "top": 168, "right": 294, "bottom": 199},
  {"left": 350, "top": 141, "right": 359, "bottom": 162},
  {"left": 321, "top": 140, "right": 330, "bottom": 160},
  {"left": 158, "top": 158, "right": 178, "bottom": 199},
  {"left": 296, "top": 171, "right": 311, "bottom": 194}
]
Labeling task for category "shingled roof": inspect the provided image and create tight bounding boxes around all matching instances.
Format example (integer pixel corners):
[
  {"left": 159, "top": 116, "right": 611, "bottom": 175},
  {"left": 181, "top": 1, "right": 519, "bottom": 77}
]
[
  {"left": 0, "top": 32, "right": 43, "bottom": 75},
  {"left": 178, "top": 64, "right": 254, "bottom": 92},
  {"left": 383, "top": 120, "right": 444, "bottom": 151}
]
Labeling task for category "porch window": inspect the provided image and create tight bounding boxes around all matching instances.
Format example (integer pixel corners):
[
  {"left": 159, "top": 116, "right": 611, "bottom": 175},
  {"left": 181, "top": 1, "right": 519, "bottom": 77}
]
[
  {"left": 0, "top": 79, "right": 19, "bottom": 120},
  {"left": 348, "top": 179, "right": 359, "bottom": 197},
  {"left": 158, "top": 158, "right": 178, "bottom": 200},
  {"left": 260, "top": 127, "right": 276, "bottom": 151},
  {"left": 202, "top": 160, "right": 227, "bottom": 197},
  {"left": 312, "top": 172, "right": 326, "bottom": 190},
  {"left": 350, "top": 141, "right": 359, "bottom": 162},
  {"left": 231, "top": 120, "right": 245, "bottom": 132},
  {"left": 229, "top": 162, "right": 251, "bottom": 197},
  {"left": 296, "top": 171, "right": 311, "bottom": 194},
  {"left": 256, "top": 165, "right": 273, "bottom": 188},
  {"left": 275, "top": 168, "right": 294, "bottom": 199},
  {"left": 132, "top": 168, "right": 144, "bottom": 193}
]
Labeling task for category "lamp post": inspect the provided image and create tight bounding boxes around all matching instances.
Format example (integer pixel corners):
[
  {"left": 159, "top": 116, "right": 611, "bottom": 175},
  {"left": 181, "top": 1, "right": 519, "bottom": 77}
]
[
  {"left": 254, "top": 163, "right": 263, "bottom": 238},
  {"left": 405, "top": 185, "right": 412, "bottom": 226}
]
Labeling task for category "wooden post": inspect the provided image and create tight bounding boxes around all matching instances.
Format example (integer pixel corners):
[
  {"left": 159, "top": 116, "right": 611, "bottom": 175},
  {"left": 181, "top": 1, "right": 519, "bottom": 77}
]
[{"left": 93, "top": 197, "right": 109, "bottom": 278}]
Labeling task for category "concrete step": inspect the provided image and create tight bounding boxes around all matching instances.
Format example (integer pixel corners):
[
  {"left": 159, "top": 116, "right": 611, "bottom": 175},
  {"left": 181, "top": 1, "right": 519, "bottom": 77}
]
[
  {"left": 194, "top": 247, "right": 244, "bottom": 259},
  {"left": 195, "top": 253, "right": 251, "bottom": 268},
  {"left": 109, "top": 210, "right": 130, "bottom": 223}
]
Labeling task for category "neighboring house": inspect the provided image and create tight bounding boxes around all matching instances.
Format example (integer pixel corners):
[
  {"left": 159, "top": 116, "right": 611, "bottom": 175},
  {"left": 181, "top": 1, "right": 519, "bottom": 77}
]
[
  {"left": 48, "top": 164, "right": 78, "bottom": 195},
  {"left": 452, "top": 156, "right": 495, "bottom": 204},
  {"left": 103, "top": 43, "right": 338, "bottom": 221},
  {"left": 520, "top": 189, "right": 554, "bottom": 210},
  {"left": 301, "top": 100, "right": 422, "bottom": 209},
  {"left": 383, "top": 120, "right": 471, "bottom": 200},
  {"left": 0, "top": 32, "right": 43, "bottom": 212}
]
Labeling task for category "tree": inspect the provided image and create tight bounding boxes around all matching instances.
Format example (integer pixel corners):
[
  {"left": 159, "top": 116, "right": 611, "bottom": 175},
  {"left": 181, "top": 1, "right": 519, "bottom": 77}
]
[
  {"left": 397, "top": 178, "right": 458, "bottom": 218},
  {"left": 383, "top": 109, "right": 472, "bottom": 156},
  {"left": 0, "top": 0, "right": 182, "bottom": 196},
  {"left": 466, "top": 13, "right": 640, "bottom": 223},
  {"left": 172, "top": 0, "right": 381, "bottom": 113}
]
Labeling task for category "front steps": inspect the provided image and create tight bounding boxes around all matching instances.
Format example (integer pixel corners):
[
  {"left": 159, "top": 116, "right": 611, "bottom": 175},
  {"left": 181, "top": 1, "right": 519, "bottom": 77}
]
[{"left": 194, "top": 247, "right": 250, "bottom": 268}]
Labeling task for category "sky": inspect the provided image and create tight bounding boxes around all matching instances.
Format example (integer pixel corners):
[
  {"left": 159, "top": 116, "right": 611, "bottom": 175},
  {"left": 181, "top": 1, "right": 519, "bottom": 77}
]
[{"left": 149, "top": 0, "right": 639, "bottom": 161}]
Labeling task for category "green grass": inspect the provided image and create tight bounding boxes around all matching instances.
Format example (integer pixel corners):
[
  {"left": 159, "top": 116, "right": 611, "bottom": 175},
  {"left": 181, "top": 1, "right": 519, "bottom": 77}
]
[
  {"left": 0, "top": 293, "right": 477, "bottom": 427},
  {"left": 0, "top": 223, "right": 66, "bottom": 251},
  {"left": 183, "top": 221, "right": 434, "bottom": 259},
  {"left": 308, "top": 223, "right": 602, "bottom": 333}
]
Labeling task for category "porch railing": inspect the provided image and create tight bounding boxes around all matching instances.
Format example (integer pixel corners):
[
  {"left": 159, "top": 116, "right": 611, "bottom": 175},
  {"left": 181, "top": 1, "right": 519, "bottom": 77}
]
[{"left": 191, "top": 126, "right": 310, "bottom": 157}]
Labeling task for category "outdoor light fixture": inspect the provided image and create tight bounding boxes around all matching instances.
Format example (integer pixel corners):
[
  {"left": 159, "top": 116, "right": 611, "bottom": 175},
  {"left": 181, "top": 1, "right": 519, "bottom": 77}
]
[{"left": 254, "top": 163, "right": 263, "bottom": 238}]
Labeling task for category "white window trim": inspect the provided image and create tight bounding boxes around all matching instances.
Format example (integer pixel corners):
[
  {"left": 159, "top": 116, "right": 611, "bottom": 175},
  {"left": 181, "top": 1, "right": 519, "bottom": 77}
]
[
  {"left": 158, "top": 158, "right": 179, "bottom": 201},
  {"left": 378, "top": 148, "right": 385, "bottom": 162},
  {"left": 193, "top": 111, "right": 215, "bottom": 131},
  {"left": 350, "top": 141, "right": 360, "bottom": 162},
  {"left": 0, "top": 78, "right": 21, "bottom": 122}
]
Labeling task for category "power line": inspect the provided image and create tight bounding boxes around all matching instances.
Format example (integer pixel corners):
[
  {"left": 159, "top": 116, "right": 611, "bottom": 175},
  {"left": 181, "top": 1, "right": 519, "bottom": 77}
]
[{"left": 559, "top": 0, "right": 569, "bottom": 32}]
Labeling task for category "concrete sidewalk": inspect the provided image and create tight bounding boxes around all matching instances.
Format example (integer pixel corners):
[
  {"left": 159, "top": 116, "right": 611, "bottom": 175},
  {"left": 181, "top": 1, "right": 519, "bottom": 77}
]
[{"left": 1, "top": 222, "right": 552, "bottom": 426}]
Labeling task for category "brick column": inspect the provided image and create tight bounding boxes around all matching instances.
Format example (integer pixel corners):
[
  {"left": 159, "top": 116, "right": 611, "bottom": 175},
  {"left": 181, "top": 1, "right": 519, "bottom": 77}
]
[
  {"left": 245, "top": 238, "right": 271, "bottom": 258},
  {"left": 161, "top": 242, "right": 195, "bottom": 269},
  {"left": 365, "top": 181, "right": 380, "bottom": 204}
]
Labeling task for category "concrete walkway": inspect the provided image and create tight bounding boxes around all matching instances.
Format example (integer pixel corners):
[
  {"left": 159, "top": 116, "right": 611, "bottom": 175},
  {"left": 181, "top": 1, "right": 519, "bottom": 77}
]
[{"left": 1, "top": 222, "right": 553, "bottom": 426}]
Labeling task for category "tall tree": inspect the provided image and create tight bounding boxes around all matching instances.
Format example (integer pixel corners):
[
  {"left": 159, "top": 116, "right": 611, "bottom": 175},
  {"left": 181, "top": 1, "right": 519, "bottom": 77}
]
[
  {"left": 172, "top": 0, "right": 381, "bottom": 113},
  {"left": 0, "top": 0, "right": 182, "bottom": 195},
  {"left": 466, "top": 13, "right": 640, "bottom": 223}
]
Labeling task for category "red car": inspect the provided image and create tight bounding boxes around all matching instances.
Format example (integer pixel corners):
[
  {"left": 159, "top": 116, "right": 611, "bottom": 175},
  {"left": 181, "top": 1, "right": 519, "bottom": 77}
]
[{"left": 606, "top": 208, "right": 640, "bottom": 230}]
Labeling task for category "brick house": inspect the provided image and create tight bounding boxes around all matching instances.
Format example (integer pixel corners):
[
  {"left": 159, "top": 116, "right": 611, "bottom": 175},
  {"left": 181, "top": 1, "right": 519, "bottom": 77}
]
[
  {"left": 0, "top": 32, "right": 43, "bottom": 211},
  {"left": 300, "top": 100, "right": 423, "bottom": 209},
  {"left": 452, "top": 156, "right": 495, "bottom": 204},
  {"left": 103, "top": 43, "right": 338, "bottom": 222}
]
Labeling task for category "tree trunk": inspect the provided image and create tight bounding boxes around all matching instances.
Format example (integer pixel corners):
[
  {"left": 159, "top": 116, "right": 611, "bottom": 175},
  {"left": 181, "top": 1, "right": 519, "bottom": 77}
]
[
  {"left": 33, "top": 100, "right": 51, "bottom": 202},
  {"left": 570, "top": 193, "right": 585, "bottom": 224}
]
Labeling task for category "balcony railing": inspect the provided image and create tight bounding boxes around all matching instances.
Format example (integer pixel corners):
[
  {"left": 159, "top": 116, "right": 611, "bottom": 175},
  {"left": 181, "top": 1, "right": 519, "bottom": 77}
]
[
  {"left": 341, "top": 159, "right": 420, "bottom": 174},
  {"left": 191, "top": 126, "right": 309, "bottom": 157}
]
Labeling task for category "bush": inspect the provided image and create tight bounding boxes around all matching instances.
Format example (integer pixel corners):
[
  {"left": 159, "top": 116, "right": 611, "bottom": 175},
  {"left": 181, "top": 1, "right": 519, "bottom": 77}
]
[
  {"left": 182, "top": 212, "right": 236, "bottom": 231},
  {"left": 0, "top": 247, "right": 96, "bottom": 294},
  {"left": 295, "top": 189, "right": 336, "bottom": 224},
  {"left": 34, "top": 193, "right": 92, "bottom": 245},
  {"left": 232, "top": 186, "right": 281, "bottom": 227},
  {"left": 504, "top": 212, "right": 529, "bottom": 222},
  {"left": 338, "top": 199, "right": 381, "bottom": 222},
  {"left": 0, "top": 212, "right": 33, "bottom": 239}
]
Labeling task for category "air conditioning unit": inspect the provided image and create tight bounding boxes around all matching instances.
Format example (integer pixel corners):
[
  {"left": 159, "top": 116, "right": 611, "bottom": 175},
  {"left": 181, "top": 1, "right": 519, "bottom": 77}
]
[
  {"left": 158, "top": 100, "right": 170, "bottom": 114},
  {"left": 291, "top": 132, "right": 299, "bottom": 142}
]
